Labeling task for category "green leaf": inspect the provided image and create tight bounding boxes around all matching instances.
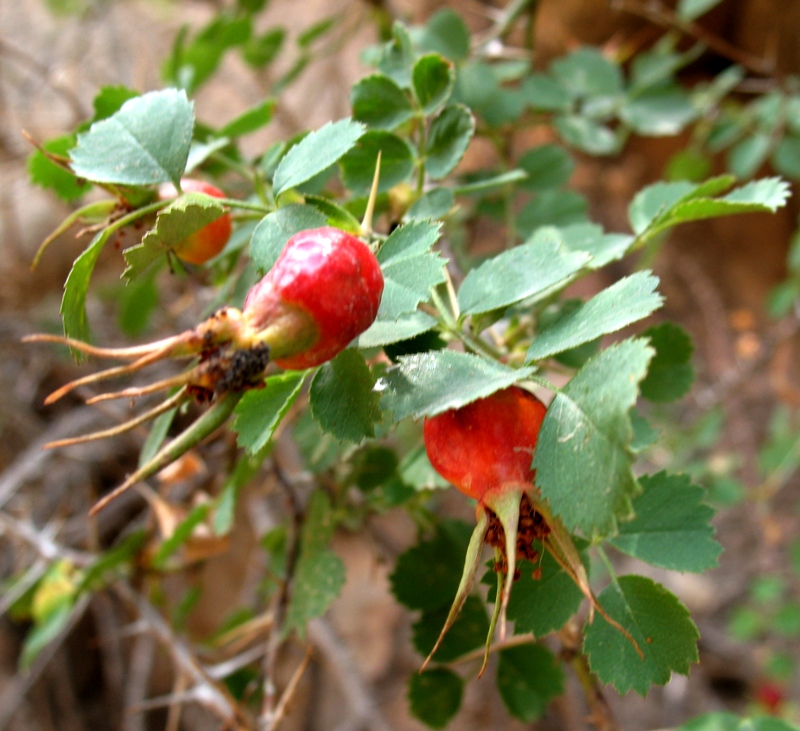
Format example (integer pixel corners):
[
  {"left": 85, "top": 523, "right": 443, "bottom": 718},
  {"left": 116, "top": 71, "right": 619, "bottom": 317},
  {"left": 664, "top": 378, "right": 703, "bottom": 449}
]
[
  {"left": 243, "top": 27, "right": 286, "bottom": 68},
  {"left": 452, "top": 169, "right": 527, "bottom": 196},
  {"left": 152, "top": 504, "right": 210, "bottom": 569},
  {"left": 390, "top": 521, "right": 474, "bottom": 611},
  {"left": 526, "top": 271, "right": 663, "bottom": 362},
  {"left": 533, "top": 339, "right": 653, "bottom": 539},
  {"left": 380, "top": 350, "right": 534, "bottom": 421},
  {"left": 357, "top": 311, "right": 438, "bottom": 348},
  {"left": 497, "top": 644, "right": 564, "bottom": 722},
  {"left": 677, "top": 0, "right": 724, "bottom": 20},
  {"left": 310, "top": 350, "right": 381, "bottom": 442},
  {"left": 628, "top": 176, "right": 744, "bottom": 236},
  {"left": 302, "top": 194, "right": 362, "bottom": 233},
  {"left": 412, "top": 595, "right": 489, "bottom": 662},
  {"left": 417, "top": 8, "right": 471, "bottom": 62},
  {"left": 406, "top": 187, "right": 455, "bottom": 220},
  {"left": 583, "top": 575, "right": 699, "bottom": 695},
  {"left": 621, "top": 85, "right": 696, "bottom": 136},
  {"left": 21, "top": 602, "right": 75, "bottom": 670},
  {"left": 28, "top": 135, "right": 92, "bottom": 202},
  {"left": 772, "top": 135, "right": 800, "bottom": 179},
  {"left": 284, "top": 491, "right": 345, "bottom": 638},
  {"left": 350, "top": 74, "right": 414, "bottom": 130},
  {"left": 298, "top": 16, "right": 337, "bottom": 47},
  {"left": 233, "top": 371, "right": 307, "bottom": 454},
  {"left": 518, "top": 189, "right": 588, "bottom": 238},
  {"left": 408, "top": 669, "right": 463, "bottom": 729},
  {"left": 498, "top": 551, "right": 584, "bottom": 637},
  {"left": 640, "top": 322, "right": 695, "bottom": 402},
  {"left": 517, "top": 144, "right": 575, "bottom": 192},
  {"left": 425, "top": 104, "right": 475, "bottom": 179},
  {"left": 249, "top": 204, "right": 327, "bottom": 273},
  {"left": 273, "top": 118, "right": 365, "bottom": 196},
  {"left": 117, "top": 264, "right": 159, "bottom": 336},
  {"left": 219, "top": 98, "right": 276, "bottom": 138},
  {"left": 728, "top": 133, "right": 771, "bottom": 180},
  {"left": 555, "top": 115, "right": 620, "bottom": 156},
  {"left": 680, "top": 713, "right": 800, "bottom": 731},
  {"left": 61, "top": 229, "right": 113, "bottom": 348},
  {"left": 375, "top": 22, "right": 416, "bottom": 89},
  {"left": 70, "top": 89, "right": 194, "bottom": 187},
  {"left": 412, "top": 53, "right": 455, "bottom": 115},
  {"left": 91, "top": 85, "right": 140, "bottom": 121},
  {"left": 520, "top": 73, "right": 572, "bottom": 112},
  {"left": 559, "top": 223, "right": 634, "bottom": 268},
  {"left": 609, "top": 472, "right": 721, "bottom": 572},
  {"left": 375, "top": 220, "right": 446, "bottom": 321},
  {"left": 339, "top": 129, "right": 415, "bottom": 194},
  {"left": 551, "top": 47, "right": 623, "bottom": 99},
  {"left": 123, "top": 192, "right": 226, "bottom": 279},
  {"left": 458, "top": 227, "right": 590, "bottom": 316}
]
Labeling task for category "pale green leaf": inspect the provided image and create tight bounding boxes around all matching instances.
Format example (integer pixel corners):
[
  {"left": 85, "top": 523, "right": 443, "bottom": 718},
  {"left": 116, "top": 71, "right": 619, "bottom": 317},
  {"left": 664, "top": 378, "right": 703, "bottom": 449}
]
[
  {"left": 526, "top": 271, "right": 663, "bottom": 362},
  {"left": 219, "top": 98, "right": 276, "bottom": 137},
  {"left": 517, "top": 144, "right": 575, "bottom": 191},
  {"left": 677, "top": 0, "right": 724, "bottom": 21},
  {"left": 533, "top": 339, "right": 653, "bottom": 539},
  {"left": 273, "top": 118, "right": 365, "bottom": 195},
  {"left": 555, "top": 115, "right": 620, "bottom": 156},
  {"left": 357, "top": 310, "right": 438, "bottom": 348},
  {"left": 458, "top": 227, "right": 590, "bottom": 316},
  {"left": 70, "top": 89, "right": 194, "bottom": 187},
  {"left": 380, "top": 350, "right": 534, "bottom": 421}
]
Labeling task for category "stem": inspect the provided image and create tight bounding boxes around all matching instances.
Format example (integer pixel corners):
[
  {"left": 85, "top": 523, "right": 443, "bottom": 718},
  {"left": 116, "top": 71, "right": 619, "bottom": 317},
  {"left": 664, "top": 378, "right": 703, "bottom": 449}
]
[{"left": 88, "top": 391, "right": 243, "bottom": 515}]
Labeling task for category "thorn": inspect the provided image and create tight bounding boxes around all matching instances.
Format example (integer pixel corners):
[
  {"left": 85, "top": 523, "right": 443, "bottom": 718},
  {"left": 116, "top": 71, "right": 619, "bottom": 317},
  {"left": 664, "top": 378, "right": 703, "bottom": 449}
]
[{"left": 361, "top": 150, "right": 382, "bottom": 237}]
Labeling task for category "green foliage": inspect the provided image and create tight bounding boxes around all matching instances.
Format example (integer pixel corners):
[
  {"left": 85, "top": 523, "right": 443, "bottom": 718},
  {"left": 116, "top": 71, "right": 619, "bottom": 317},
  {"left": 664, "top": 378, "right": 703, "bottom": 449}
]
[
  {"left": 21, "top": 2, "right": 800, "bottom": 727},
  {"left": 583, "top": 576, "right": 699, "bottom": 695},
  {"left": 534, "top": 339, "right": 654, "bottom": 539},
  {"left": 70, "top": 89, "right": 194, "bottom": 187}
]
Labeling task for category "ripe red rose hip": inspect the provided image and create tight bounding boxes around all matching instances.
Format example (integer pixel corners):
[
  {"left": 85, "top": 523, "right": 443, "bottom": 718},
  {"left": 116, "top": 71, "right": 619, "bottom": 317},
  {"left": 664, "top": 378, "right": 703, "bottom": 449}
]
[
  {"left": 158, "top": 178, "right": 232, "bottom": 264},
  {"left": 242, "top": 226, "right": 384, "bottom": 369},
  {"left": 423, "top": 386, "right": 547, "bottom": 502}
]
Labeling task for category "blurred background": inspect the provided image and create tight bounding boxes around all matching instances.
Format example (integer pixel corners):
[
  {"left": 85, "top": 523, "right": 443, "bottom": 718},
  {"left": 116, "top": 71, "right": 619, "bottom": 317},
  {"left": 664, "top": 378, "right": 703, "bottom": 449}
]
[{"left": 1, "top": 0, "right": 800, "bottom": 729}]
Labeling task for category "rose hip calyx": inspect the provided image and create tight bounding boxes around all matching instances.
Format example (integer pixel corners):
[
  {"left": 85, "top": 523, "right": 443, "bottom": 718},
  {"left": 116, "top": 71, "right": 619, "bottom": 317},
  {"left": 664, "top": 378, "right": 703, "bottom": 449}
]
[{"left": 421, "top": 386, "right": 642, "bottom": 675}]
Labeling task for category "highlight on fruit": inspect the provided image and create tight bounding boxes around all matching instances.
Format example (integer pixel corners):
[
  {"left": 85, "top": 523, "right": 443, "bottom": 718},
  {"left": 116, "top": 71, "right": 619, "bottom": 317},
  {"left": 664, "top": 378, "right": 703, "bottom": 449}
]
[
  {"left": 422, "top": 386, "right": 642, "bottom": 675},
  {"left": 157, "top": 178, "right": 232, "bottom": 264},
  {"left": 24, "top": 226, "right": 383, "bottom": 514}
]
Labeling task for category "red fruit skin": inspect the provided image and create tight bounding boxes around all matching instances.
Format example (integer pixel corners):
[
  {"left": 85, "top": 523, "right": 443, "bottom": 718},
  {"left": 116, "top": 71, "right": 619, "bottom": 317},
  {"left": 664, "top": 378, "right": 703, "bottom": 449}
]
[
  {"left": 243, "top": 227, "right": 384, "bottom": 370},
  {"left": 158, "top": 179, "right": 232, "bottom": 265},
  {"left": 423, "top": 387, "right": 547, "bottom": 502}
]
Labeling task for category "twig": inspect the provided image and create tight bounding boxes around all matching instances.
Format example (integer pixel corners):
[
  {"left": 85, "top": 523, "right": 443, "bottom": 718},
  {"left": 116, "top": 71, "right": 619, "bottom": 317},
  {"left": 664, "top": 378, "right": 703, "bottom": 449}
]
[
  {"left": 114, "top": 582, "right": 251, "bottom": 730},
  {"left": 0, "top": 595, "right": 92, "bottom": 731},
  {"left": 265, "top": 645, "right": 314, "bottom": 731},
  {"left": 307, "top": 618, "right": 393, "bottom": 731},
  {"left": 611, "top": 0, "right": 776, "bottom": 77},
  {"left": 123, "top": 634, "right": 156, "bottom": 731}
]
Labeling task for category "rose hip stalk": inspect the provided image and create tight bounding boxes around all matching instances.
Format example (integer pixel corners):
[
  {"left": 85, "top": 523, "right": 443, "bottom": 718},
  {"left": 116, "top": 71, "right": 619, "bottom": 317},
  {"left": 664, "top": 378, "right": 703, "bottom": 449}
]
[
  {"left": 422, "top": 386, "right": 640, "bottom": 675},
  {"left": 25, "top": 226, "right": 383, "bottom": 514}
]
